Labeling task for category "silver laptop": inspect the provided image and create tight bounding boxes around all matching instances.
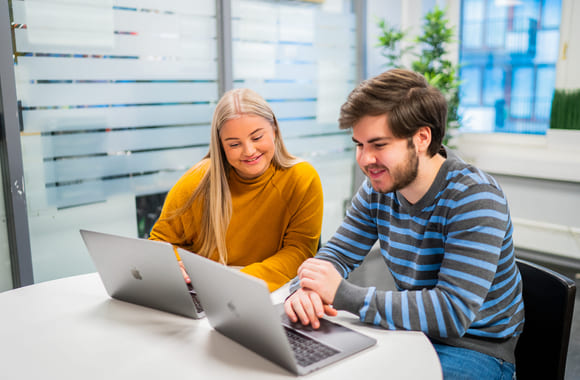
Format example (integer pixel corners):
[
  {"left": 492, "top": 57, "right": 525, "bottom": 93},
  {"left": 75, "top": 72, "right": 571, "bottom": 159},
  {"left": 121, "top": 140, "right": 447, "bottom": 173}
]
[
  {"left": 80, "top": 229, "right": 204, "bottom": 319},
  {"left": 179, "top": 248, "right": 377, "bottom": 376}
]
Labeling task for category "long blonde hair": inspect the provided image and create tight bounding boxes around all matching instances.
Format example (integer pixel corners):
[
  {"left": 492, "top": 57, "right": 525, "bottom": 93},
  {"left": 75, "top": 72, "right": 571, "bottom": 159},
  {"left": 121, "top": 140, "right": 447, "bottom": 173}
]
[{"left": 177, "top": 88, "right": 298, "bottom": 264}]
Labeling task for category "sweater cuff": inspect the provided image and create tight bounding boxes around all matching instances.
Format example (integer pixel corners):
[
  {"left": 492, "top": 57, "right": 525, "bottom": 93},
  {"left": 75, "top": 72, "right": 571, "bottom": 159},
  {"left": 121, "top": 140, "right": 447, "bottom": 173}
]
[{"left": 333, "top": 279, "right": 368, "bottom": 315}]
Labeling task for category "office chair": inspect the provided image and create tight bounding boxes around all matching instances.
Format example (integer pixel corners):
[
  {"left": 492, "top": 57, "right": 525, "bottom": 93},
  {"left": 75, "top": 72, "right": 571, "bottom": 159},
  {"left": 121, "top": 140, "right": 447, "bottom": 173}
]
[{"left": 514, "top": 258, "right": 576, "bottom": 380}]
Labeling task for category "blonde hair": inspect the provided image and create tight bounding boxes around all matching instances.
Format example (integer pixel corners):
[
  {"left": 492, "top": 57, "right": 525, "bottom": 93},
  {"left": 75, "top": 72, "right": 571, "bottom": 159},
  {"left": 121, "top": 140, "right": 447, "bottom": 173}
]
[{"left": 175, "top": 88, "right": 298, "bottom": 264}]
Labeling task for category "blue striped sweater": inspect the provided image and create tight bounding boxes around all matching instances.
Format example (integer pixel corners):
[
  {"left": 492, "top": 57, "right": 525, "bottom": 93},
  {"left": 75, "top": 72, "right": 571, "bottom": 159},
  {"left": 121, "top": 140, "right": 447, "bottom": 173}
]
[{"left": 310, "top": 157, "right": 524, "bottom": 363}]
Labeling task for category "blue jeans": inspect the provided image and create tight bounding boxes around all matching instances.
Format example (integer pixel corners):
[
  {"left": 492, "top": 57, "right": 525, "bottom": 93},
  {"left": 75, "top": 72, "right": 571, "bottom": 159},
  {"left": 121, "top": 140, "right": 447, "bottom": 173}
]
[{"left": 433, "top": 344, "right": 515, "bottom": 380}]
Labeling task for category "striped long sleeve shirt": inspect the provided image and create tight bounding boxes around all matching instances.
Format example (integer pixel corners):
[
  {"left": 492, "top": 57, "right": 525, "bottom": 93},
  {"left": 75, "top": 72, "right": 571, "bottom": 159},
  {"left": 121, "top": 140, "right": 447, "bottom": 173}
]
[{"left": 312, "top": 157, "right": 524, "bottom": 363}]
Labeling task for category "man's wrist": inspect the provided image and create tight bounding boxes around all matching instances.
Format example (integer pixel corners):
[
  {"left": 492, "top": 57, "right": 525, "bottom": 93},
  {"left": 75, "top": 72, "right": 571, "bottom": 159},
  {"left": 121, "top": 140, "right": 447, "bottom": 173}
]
[{"left": 332, "top": 279, "right": 368, "bottom": 314}]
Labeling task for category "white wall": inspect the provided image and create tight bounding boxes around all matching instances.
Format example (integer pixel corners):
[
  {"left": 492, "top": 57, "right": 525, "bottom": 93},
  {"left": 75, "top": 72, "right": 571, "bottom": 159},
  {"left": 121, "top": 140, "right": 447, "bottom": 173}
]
[
  {"left": 555, "top": 0, "right": 580, "bottom": 89},
  {"left": 454, "top": 132, "right": 580, "bottom": 261}
]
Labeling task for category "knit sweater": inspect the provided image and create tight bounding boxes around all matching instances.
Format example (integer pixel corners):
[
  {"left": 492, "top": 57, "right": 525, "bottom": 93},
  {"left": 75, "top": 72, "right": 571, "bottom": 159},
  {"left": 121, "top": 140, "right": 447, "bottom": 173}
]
[
  {"left": 298, "top": 157, "right": 524, "bottom": 363},
  {"left": 150, "top": 159, "right": 323, "bottom": 291}
]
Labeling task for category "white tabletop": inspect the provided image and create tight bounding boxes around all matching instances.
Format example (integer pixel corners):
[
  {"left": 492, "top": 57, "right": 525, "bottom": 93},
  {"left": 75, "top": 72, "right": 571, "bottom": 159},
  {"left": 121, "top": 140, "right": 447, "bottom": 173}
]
[{"left": 0, "top": 273, "right": 442, "bottom": 379}]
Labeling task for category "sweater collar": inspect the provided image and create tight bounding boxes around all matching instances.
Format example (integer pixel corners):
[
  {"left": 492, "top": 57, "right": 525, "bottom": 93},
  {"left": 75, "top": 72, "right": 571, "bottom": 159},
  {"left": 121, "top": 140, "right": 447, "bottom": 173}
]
[
  {"left": 229, "top": 162, "right": 276, "bottom": 186},
  {"left": 396, "top": 156, "right": 451, "bottom": 212}
]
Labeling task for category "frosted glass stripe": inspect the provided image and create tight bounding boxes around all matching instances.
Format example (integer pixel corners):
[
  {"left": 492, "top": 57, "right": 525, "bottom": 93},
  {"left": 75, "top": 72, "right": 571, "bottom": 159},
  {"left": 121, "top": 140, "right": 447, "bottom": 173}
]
[
  {"left": 280, "top": 7, "right": 316, "bottom": 27},
  {"left": 285, "top": 134, "right": 353, "bottom": 158},
  {"left": 114, "top": 0, "right": 216, "bottom": 15},
  {"left": 317, "top": 81, "right": 354, "bottom": 99},
  {"left": 113, "top": 11, "right": 216, "bottom": 38},
  {"left": 21, "top": 0, "right": 114, "bottom": 49},
  {"left": 44, "top": 146, "right": 208, "bottom": 183},
  {"left": 234, "top": 63, "right": 318, "bottom": 81},
  {"left": 233, "top": 20, "right": 278, "bottom": 42},
  {"left": 44, "top": 151, "right": 354, "bottom": 210},
  {"left": 41, "top": 125, "right": 211, "bottom": 158},
  {"left": 13, "top": 1, "right": 216, "bottom": 38},
  {"left": 12, "top": 0, "right": 216, "bottom": 20},
  {"left": 317, "top": 46, "right": 357, "bottom": 64},
  {"left": 269, "top": 101, "right": 317, "bottom": 119},
  {"left": 234, "top": 82, "right": 317, "bottom": 100},
  {"left": 43, "top": 136, "right": 351, "bottom": 185},
  {"left": 19, "top": 82, "right": 218, "bottom": 107},
  {"left": 15, "top": 56, "right": 217, "bottom": 81},
  {"left": 14, "top": 30, "right": 217, "bottom": 58},
  {"left": 318, "top": 63, "right": 357, "bottom": 81},
  {"left": 45, "top": 169, "right": 188, "bottom": 209},
  {"left": 22, "top": 104, "right": 215, "bottom": 133},
  {"left": 231, "top": 1, "right": 278, "bottom": 19},
  {"left": 279, "top": 8, "right": 315, "bottom": 43},
  {"left": 280, "top": 25, "right": 315, "bottom": 43},
  {"left": 277, "top": 44, "right": 317, "bottom": 61},
  {"left": 233, "top": 41, "right": 277, "bottom": 60},
  {"left": 278, "top": 120, "right": 343, "bottom": 138},
  {"left": 316, "top": 12, "right": 356, "bottom": 28},
  {"left": 316, "top": 28, "right": 356, "bottom": 47},
  {"left": 234, "top": 62, "right": 276, "bottom": 80}
]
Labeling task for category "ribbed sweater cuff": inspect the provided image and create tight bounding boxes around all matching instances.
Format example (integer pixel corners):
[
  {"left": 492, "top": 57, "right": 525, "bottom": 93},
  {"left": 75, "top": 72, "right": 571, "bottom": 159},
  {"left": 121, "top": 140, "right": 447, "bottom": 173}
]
[{"left": 333, "top": 279, "right": 367, "bottom": 315}]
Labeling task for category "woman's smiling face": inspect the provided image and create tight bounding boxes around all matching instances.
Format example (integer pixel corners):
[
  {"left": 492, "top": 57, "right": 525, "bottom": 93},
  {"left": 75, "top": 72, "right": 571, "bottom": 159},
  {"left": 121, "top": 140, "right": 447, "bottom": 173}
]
[{"left": 219, "top": 115, "right": 276, "bottom": 179}]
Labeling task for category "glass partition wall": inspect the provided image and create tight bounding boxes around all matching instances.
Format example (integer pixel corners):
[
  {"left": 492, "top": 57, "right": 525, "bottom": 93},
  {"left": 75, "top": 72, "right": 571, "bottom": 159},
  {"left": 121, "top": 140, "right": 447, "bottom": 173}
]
[
  {"left": 232, "top": 0, "right": 358, "bottom": 240},
  {"left": 10, "top": 0, "right": 219, "bottom": 282},
  {"left": 4, "top": 0, "right": 359, "bottom": 286}
]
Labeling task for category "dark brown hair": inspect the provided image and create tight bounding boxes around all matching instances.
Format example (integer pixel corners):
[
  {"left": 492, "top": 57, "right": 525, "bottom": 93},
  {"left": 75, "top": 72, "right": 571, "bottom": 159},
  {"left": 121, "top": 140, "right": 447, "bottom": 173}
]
[{"left": 339, "top": 69, "right": 447, "bottom": 156}]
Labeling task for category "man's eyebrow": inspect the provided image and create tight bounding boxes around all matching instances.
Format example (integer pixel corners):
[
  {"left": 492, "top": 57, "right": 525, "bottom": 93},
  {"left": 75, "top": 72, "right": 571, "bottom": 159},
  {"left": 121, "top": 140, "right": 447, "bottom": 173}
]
[{"left": 352, "top": 136, "right": 391, "bottom": 144}]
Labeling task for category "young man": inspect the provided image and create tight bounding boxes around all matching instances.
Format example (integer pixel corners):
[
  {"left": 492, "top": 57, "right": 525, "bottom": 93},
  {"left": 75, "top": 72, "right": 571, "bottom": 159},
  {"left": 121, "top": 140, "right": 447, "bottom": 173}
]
[{"left": 284, "top": 69, "right": 524, "bottom": 379}]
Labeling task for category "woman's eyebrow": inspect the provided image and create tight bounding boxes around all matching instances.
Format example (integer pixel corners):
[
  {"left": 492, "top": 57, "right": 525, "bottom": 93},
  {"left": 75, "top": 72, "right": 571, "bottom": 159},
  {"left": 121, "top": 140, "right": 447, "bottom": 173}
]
[
  {"left": 223, "top": 128, "right": 265, "bottom": 141},
  {"left": 249, "top": 127, "right": 265, "bottom": 135}
]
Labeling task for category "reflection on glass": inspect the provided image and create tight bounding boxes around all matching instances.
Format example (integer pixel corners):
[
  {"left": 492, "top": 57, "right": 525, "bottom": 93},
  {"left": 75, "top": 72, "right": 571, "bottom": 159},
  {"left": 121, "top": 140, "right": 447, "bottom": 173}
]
[
  {"left": 483, "top": 68, "right": 504, "bottom": 106},
  {"left": 460, "top": 67, "right": 482, "bottom": 105},
  {"left": 511, "top": 67, "right": 534, "bottom": 118},
  {"left": 0, "top": 167, "right": 14, "bottom": 291},
  {"left": 459, "top": 0, "right": 562, "bottom": 134},
  {"left": 535, "top": 67, "right": 556, "bottom": 120}
]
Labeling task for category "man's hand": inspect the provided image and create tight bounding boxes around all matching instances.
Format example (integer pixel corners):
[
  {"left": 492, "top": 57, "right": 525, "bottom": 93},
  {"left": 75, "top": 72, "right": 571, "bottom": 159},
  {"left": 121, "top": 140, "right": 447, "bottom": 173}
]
[
  {"left": 284, "top": 258, "right": 342, "bottom": 329},
  {"left": 284, "top": 288, "right": 337, "bottom": 329},
  {"left": 297, "top": 258, "right": 342, "bottom": 305}
]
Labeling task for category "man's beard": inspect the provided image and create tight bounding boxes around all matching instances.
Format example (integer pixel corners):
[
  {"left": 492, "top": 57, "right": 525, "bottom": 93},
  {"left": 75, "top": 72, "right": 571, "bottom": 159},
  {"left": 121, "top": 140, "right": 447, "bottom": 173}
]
[{"left": 367, "top": 143, "right": 419, "bottom": 193}]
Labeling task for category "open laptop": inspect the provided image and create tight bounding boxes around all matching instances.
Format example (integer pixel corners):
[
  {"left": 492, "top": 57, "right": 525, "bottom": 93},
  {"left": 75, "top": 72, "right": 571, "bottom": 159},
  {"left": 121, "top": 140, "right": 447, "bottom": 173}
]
[
  {"left": 80, "top": 229, "right": 204, "bottom": 319},
  {"left": 179, "top": 248, "right": 377, "bottom": 376}
]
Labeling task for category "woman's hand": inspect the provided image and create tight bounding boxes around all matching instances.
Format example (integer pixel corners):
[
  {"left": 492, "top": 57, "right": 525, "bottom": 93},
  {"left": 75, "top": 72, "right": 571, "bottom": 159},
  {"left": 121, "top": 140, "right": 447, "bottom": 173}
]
[{"left": 178, "top": 260, "right": 191, "bottom": 284}]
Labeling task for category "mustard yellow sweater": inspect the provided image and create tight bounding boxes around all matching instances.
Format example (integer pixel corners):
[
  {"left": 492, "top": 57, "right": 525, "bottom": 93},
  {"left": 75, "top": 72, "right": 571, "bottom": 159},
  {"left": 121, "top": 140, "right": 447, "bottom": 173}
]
[{"left": 149, "top": 159, "right": 323, "bottom": 291}]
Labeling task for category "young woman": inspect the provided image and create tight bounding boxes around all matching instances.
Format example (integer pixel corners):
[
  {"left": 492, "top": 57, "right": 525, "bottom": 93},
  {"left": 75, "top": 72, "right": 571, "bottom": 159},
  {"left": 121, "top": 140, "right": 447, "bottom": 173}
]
[{"left": 149, "top": 88, "right": 323, "bottom": 291}]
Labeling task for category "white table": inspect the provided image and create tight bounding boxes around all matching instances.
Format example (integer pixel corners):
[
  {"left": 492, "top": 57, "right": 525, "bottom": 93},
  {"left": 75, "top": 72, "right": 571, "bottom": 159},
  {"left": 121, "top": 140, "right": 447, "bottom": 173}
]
[{"left": 0, "top": 273, "right": 442, "bottom": 379}]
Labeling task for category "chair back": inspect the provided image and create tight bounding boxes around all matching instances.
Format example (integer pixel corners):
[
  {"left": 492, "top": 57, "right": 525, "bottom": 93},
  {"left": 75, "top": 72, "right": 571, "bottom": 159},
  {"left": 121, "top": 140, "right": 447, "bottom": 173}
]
[{"left": 515, "top": 259, "right": 576, "bottom": 380}]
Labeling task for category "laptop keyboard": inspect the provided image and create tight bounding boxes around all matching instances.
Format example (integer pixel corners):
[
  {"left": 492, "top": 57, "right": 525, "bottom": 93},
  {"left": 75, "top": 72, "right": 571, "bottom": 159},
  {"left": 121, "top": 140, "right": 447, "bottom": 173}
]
[{"left": 284, "top": 326, "right": 339, "bottom": 367}]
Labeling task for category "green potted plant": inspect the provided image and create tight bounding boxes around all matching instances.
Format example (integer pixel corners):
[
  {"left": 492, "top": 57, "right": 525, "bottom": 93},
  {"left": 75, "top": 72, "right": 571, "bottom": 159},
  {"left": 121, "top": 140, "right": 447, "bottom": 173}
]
[
  {"left": 375, "top": 6, "right": 461, "bottom": 147},
  {"left": 547, "top": 88, "right": 580, "bottom": 149}
]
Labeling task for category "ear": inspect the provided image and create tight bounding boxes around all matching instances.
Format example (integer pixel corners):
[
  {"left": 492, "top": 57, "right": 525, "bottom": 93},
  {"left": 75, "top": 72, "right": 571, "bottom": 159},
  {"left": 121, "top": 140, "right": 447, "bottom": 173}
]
[{"left": 413, "top": 126, "right": 432, "bottom": 153}]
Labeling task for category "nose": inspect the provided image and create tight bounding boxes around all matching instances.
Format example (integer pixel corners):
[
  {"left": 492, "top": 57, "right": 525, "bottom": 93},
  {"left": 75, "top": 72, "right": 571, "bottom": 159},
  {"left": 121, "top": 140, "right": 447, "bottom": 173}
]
[
  {"left": 357, "top": 146, "right": 375, "bottom": 167},
  {"left": 242, "top": 141, "right": 256, "bottom": 157}
]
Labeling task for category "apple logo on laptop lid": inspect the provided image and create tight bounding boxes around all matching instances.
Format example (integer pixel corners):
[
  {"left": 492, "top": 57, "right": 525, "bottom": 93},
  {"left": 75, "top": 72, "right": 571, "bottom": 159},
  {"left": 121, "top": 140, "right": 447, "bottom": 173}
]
[{"left": 131, "top": 267, "right": 143, "bottom": 281}]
